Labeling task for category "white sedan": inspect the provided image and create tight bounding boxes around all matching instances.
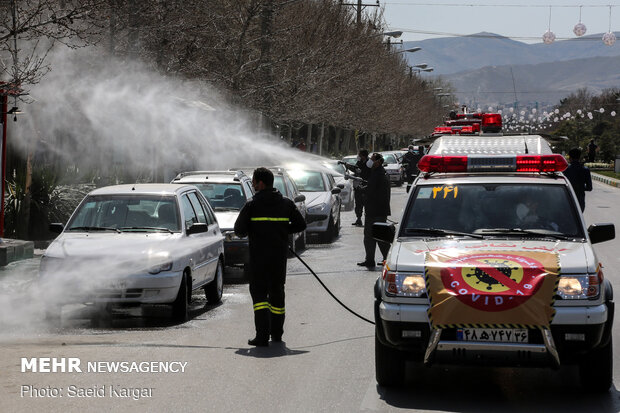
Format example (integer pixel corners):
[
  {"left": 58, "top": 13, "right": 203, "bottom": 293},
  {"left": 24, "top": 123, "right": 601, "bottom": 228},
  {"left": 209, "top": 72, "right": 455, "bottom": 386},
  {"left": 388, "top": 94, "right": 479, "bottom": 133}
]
[{"left": 39, "top": 184, "right": 225, "bottom": 323}]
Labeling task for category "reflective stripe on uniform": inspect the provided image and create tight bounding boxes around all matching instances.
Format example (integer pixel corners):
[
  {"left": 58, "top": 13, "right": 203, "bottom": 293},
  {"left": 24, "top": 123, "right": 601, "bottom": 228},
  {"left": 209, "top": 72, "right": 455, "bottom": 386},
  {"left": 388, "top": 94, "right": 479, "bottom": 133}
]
[
  {"left": 250, "top": 217, "right": 290, "bottom": 222},
  {"left": 253, "top": 301, "right": 270, "bottom": 311},
  {"left": 269, "top": 304, "right": 285, "bottom": 315}
]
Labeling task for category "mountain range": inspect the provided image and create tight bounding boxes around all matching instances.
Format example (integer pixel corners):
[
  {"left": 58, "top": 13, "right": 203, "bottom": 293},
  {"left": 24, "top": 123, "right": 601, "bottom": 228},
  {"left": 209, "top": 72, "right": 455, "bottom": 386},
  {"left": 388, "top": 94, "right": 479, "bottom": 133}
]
[{"left": 402, "top": 32, "right": 620, "bottom": 108}]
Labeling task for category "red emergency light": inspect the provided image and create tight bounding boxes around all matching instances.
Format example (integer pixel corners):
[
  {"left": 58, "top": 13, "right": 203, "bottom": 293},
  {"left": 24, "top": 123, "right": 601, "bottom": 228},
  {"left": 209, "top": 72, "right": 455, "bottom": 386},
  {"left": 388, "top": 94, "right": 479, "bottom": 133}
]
[
  {"left": 481, "top": 113, "right": 502, "bottom": 133},
  {"left": 418, "top": 154, "right": 568, "bottom": 173}
]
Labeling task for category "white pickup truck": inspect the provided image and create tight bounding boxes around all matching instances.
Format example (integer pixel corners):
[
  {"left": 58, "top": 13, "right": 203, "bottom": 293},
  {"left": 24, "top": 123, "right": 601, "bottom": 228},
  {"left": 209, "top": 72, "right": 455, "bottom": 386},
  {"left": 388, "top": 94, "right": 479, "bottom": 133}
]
[{"left": 372, "top": 135, "right": 615, "bottom": 392}]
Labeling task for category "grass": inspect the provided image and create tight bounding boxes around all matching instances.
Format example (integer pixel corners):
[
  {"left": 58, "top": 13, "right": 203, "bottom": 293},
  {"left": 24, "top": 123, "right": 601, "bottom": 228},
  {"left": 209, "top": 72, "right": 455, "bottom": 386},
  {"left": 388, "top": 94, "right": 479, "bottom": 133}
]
[{"left": 594, "top": 170, "right": 620, "bottom": 180}]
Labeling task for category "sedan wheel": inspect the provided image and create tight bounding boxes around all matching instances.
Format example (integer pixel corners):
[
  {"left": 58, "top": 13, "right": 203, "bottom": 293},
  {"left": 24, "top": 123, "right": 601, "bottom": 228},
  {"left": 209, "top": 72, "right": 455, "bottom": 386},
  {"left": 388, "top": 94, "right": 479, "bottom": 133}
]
[
  {"left": 205, "top": 259, "right": 224, "bottom": 304},
  {"left": 172, "top": 272, "right": 189, "bottom": 322}
]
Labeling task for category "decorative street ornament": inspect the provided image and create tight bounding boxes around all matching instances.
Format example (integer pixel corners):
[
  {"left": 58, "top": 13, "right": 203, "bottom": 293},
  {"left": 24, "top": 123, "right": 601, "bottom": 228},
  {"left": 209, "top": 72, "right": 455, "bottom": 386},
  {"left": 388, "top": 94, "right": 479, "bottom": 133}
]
[
  {"left": 574, "top": 23, "right": 587, "bottom": 37},
  {"left": 602, "top": 32, "right": 616, "bottom": 46},
  {"left": 543, "top": 7, "right": 555, "bottom": 44},
  {"left": 574, "top": 6, "right": 587, "bottom": 37},
  {"left": 603, "top": 6, "right": 616, "bottom": 46},
  {"left": 543, "top": 30, "right": 556, "bottom": 44}
]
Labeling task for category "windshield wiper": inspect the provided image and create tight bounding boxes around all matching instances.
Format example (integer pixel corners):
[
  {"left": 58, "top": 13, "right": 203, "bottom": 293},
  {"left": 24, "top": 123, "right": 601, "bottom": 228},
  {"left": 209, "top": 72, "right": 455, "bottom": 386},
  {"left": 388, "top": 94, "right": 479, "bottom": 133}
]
[
  {"left": 213, "top": 207, "right": 239, "bottom": 212},
  {"left": 119, "top": 226, "right": 174, "bottom": 234},
  {"left": 477, "top": 228, "right": 574, "bottom": 240},
  {"left": 67, "top": 226, "right": 121, "bottom": 233},
  {"left": 403, "top": 227, "right": 484, "bottom": 239}
]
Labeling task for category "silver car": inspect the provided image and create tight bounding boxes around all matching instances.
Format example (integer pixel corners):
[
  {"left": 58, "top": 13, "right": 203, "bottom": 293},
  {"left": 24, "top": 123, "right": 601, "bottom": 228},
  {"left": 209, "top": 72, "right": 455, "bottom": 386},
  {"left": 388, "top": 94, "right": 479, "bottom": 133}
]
[
  {"left": 379, "top": 151, "right": 405, "bottom": 186},
  {"left": 287, "top": 168, "right": 341, "bottom": 243},
  {"left": 172, "top": 170, "right": 254, "bottom": 278},
  {"left": 40, "top": 184, "right": 225, "bottom": 323},
  {"left": 321, "top": 160, "right": 354, "bottom": 211}
]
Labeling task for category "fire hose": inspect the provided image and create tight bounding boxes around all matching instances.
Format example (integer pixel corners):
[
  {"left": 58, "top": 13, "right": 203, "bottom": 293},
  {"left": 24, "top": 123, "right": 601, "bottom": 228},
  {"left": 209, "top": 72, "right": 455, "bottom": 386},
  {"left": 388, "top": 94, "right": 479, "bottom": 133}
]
[{"left": 288, "top": 247, "right": 375, "bottom": 325}]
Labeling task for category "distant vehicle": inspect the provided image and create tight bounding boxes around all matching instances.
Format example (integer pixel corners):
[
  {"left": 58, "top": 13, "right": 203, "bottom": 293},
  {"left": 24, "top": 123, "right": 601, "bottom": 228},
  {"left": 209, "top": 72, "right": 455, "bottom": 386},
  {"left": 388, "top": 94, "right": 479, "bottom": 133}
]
[
  {"left": 287, "top": 168, "right": 342, "bottom": 243},
  {"left": 379, "top": 151, "right": 405, "bottom": 186},
  {"left": 321, "top": 160, "right": 354, "bottom": 211},
  {"left": 268, "top": 167, "right": 308, "bottom": 254},
  {"left": 342, "top": 155, "right": 357, "bottom": 167},
  {"left": 171, "top": 170, "right": 253, "bottom": 278},
  {"left": 40, "top": 184, "right": 225, "bottom": 323}
]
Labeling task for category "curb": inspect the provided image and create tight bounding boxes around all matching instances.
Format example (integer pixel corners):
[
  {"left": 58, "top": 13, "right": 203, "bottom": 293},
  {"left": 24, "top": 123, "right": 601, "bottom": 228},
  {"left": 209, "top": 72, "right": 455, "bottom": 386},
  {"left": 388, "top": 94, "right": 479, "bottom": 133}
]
[
  {"left": 591, "top": 172, "right": 620, "bottom": 188},
  {"left": 0, "top": 239, "right": 35, "bottom": 266}
]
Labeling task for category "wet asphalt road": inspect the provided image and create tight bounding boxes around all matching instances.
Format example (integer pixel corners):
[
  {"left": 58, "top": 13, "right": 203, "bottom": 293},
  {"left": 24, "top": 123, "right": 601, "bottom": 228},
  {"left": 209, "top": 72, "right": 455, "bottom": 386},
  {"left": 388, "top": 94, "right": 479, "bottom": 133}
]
[{"left": 0, "top": 182, "right": 619, "bottom": 412}]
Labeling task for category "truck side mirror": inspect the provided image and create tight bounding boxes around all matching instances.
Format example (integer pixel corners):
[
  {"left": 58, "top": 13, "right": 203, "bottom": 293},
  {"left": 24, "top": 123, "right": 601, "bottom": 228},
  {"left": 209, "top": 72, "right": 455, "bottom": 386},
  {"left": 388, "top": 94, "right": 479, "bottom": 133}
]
[{"left": 588, "top": 223, "right": 615, "bottom": 244}]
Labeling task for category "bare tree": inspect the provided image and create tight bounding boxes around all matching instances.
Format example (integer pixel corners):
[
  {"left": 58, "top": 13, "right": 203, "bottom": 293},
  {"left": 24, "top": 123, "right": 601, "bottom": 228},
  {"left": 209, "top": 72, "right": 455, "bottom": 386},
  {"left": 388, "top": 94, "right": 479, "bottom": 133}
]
[{"left": 0, "top": 0, "right": 107, "bottom": 88}]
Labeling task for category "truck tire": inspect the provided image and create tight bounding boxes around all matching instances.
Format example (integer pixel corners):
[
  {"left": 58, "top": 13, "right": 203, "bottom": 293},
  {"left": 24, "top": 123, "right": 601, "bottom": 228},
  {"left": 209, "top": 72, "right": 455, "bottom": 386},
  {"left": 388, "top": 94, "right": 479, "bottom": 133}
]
[
  {"left": 579, "top": 337, "right": 612, "bottom": 392},
  {"left": 375, "top": 334, "right": 405, "bottom": 387}
]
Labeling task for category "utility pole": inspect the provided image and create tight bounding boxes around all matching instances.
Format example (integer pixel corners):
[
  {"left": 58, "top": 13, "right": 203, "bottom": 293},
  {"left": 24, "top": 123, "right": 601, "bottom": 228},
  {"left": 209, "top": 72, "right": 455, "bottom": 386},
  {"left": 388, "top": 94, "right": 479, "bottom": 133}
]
[{"left": 340, "top": 0, "right": 380, "bottom": 25}]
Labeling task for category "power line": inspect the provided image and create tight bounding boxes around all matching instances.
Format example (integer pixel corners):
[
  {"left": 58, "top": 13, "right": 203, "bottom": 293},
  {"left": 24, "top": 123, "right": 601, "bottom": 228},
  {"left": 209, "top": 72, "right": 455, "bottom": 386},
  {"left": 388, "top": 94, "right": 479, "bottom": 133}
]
[{"left": 384, "top": 2, "right": 619, "bottom": 8}]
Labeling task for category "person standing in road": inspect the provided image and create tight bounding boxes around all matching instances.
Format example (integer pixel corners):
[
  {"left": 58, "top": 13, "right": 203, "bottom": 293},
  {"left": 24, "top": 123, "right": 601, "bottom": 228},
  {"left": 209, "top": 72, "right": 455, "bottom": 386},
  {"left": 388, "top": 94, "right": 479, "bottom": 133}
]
[
  {"left": 587, "top": 139, "right": 598, "bottom": 163},
  {"left": 563, "top": 148, "right": 593, "bottom": 212},
  {"left": 402, "top": 145, "right": 422, "bottom": 184},
  {"left": 357, "top": 153, "right": 391, "bottom": 268},
  {"left": 343, "top": 149, "right": 372, "bottom": 226},
  {"left": 234, "top": 167, "right": 307, "bottom": 346}
]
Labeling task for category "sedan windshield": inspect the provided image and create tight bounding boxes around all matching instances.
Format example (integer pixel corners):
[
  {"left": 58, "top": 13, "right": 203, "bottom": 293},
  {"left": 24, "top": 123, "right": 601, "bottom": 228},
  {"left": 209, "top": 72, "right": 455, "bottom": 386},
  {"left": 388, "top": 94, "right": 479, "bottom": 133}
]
[
  {"left": 67, "top": 195, "right": 180, "bottom": 232},
  {"left": 404, "top": 183, "right": 583, "bottom": 239},
  {"left": 289, "top": 170, "right": 327, "bottom": 192},
  {"left": 194, "top": 183, "right": 246, "bottom": 211}
]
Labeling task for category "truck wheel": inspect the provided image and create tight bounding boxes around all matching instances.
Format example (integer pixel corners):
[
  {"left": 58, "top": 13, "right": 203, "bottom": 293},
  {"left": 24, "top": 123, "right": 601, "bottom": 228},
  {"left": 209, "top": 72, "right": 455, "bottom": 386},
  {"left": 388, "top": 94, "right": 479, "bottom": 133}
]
[
  {"left": 375, "top": 334, "right": 405, "bottom": 387},
  {"left": 579, "top": 336, "right": 612, "bottom": 392}
]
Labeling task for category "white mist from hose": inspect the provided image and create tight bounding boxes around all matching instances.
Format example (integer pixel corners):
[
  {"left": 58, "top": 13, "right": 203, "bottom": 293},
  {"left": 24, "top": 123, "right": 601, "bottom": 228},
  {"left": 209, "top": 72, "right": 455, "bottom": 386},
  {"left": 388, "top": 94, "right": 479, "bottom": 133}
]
[{"left": 1, "top": 45, "right": 342, "bottom": 336}]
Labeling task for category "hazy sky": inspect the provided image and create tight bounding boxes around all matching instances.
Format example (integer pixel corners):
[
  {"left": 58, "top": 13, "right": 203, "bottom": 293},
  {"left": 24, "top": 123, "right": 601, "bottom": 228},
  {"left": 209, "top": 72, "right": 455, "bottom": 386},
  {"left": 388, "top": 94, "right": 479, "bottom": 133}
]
[{"left": 381, "top": 1, "right": 619, "bottom": 44}]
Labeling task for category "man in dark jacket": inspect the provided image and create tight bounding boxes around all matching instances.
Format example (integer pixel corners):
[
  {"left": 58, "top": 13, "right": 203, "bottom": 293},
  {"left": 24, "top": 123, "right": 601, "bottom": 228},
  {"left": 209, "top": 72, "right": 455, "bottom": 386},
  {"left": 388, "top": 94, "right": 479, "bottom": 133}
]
[
  {"left": 357, "top": 153, "right": 391, "bottom": 268},
  {"left": 234, "top": 167, "right": 307, "bottom": 346},
  {"left": 402, "top": 145, "right": 422, "bottom": 183},
  {"left": 563, "top": 148, "right": 593, "bottom": 212},
  {"left": 343, "top": 149, "right": 372, "bottom": 226}
]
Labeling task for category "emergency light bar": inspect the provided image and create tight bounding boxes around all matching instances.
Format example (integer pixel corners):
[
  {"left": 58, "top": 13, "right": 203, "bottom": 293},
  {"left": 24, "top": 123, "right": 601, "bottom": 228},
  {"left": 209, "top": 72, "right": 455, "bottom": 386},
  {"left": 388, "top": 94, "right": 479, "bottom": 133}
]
[{"left": 417, "top": 154, "right": 568, "bottom": 173}]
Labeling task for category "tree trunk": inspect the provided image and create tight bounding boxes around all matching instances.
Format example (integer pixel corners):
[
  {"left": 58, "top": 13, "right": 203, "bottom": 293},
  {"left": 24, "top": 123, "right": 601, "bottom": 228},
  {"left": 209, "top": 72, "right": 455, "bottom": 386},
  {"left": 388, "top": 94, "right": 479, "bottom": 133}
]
[
  {"left": 305, "top": 123, "right": 312, "bottom": 152},
  {"left": 318, "top": 122, "right": 324, "bottom": 156}
]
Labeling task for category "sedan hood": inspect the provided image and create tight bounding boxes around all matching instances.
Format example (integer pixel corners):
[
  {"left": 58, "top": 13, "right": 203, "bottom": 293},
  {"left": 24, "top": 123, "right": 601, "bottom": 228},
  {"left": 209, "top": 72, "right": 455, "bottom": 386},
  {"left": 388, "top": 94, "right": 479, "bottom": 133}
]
[
  {"left": 214, "top": 211, "right": 239, "bottom": 231},
  {"left": 390, "top": 239, "right": 592, "bottom": 274},
  {"left": 45, "top": 232, "right": 180, "bottom": 260},
  {"left": 302, "top": 191, "right": 331, "bottom": 208}
]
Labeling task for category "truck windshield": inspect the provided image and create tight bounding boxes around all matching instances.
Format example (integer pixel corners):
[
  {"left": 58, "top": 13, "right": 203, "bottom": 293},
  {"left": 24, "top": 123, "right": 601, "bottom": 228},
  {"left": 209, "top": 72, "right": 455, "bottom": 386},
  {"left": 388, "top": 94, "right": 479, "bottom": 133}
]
[{"left": 404, "top": 183, "right": 584, "bottom": 239}]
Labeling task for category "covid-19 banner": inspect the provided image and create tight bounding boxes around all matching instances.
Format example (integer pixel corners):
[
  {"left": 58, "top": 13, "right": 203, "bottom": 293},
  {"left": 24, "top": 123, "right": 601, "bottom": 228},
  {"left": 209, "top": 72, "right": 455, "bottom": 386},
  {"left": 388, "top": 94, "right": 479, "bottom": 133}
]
[{"left": 425, "top": 250, "right": 560, "bottom": 329}]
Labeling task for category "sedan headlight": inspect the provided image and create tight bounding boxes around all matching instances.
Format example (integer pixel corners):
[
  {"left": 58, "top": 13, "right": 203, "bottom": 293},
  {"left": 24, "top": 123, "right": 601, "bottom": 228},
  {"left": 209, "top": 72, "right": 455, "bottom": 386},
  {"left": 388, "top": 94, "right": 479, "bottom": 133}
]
[
  {"left": 148, "top": 261, "right": 173, "bottom": 274},
  {"left": 557, "top": 273, "right": 601, "bottom": 299},
  {"left": 308, "top": 203, "right": 328, "bottom": 214},
  {"left": 384, "top": 270, "right": 426, "bottom": 297}
]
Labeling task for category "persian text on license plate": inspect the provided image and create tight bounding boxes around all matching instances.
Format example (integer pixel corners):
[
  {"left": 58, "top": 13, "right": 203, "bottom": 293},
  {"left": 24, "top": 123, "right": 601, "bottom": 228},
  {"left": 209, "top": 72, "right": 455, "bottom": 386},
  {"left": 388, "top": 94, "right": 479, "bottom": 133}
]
[{"left": 456, "top": 328, "right": 528, "bottom": 343}]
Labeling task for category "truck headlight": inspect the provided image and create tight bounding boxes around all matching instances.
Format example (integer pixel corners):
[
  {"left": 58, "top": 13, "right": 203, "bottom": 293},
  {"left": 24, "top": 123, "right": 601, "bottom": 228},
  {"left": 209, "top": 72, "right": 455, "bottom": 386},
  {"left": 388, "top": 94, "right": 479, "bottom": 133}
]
[
  {"left": 308, "top": 203, "right": 327, "bottom": 214},
  {"left": 384, "top": 270, "right": 426, "bottom": 297},
  {"left": 557, "top": 273, "right": 601, "bottom": 299}
]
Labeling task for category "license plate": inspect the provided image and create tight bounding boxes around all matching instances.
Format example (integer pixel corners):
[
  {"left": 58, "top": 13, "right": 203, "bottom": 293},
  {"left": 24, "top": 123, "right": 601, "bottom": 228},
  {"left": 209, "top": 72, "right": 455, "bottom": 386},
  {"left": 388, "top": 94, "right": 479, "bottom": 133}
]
[
  {"left": 106, "top": 280, "right": 127, "bottom": 290},
  {"left": 456, "top": 328, "right": 528, "bottom": 343}
]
